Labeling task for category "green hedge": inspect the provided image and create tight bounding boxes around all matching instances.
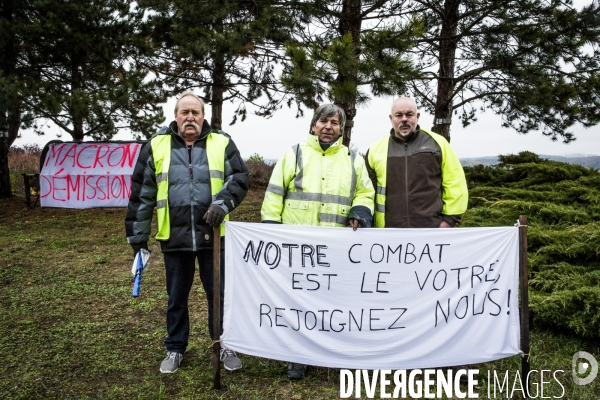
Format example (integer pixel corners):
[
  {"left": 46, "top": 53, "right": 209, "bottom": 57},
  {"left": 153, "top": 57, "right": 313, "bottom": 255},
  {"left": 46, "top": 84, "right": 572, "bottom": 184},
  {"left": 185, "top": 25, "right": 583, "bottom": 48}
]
[{"left": 462, "top": 151, "right": 600, "bottom": 338}]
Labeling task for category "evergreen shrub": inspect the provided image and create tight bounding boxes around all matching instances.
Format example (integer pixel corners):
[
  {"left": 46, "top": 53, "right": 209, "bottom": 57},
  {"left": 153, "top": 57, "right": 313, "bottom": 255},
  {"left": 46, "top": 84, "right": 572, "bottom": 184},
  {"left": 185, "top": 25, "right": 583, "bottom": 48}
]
[{"left": 462, "top": 152, "right": 600, "bottom": 338}]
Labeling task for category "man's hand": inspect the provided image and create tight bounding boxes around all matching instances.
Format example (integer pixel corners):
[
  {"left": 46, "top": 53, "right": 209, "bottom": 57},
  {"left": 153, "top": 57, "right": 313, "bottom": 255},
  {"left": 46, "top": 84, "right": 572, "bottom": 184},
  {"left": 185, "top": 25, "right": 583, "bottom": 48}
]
[
  {"left": 203, "top": 205, "right": 226, "bottom": 226},
  {"left": 349, "top": 218, "right": 361, "bottom": 231},
  {"left": 131, "top": 241, "right": 148, "bottom": 257},
  {"left": 439, "top": 221, "right": 452, "bottom": 228}
]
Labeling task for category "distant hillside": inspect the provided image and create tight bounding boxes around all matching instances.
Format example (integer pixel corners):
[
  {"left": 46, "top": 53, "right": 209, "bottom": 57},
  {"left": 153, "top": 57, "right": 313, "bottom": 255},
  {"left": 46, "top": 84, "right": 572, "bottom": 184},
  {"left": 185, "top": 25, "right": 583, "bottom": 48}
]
[
  {"left": 255, "top": 154, "right": 600, "bottom": 169},
  {"left": 461, "top": 154, "right": 600, "bottom": 169},
  {"left": 460, "top": 156, "right": 499, "bottom": 166}
]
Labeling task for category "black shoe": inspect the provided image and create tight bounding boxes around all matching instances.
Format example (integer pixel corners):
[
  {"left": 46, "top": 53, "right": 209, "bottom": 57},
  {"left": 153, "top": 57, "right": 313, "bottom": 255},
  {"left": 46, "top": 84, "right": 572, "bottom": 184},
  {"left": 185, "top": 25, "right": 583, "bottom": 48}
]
[
  {"left": 451, "top": 365, "right": 470, "bottom": 383},
  {"left": 287, "top": 362, "right": 308, "bottom": 380}
]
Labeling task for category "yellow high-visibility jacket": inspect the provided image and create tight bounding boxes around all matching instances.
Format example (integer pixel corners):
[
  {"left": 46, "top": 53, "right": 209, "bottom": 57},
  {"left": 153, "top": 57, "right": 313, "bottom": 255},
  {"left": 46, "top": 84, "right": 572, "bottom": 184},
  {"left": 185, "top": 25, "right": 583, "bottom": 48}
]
[
  {"left": 151, "top": 131, "right": 229, "bottom": 239},
  {"left": 261, "top": 134, "right": 374, "bottom": 227},
  {"left": 366, "top": 127, "right": 468, "bottom": 228},
  {"left": 125, "top": 120, "right": 249, "bottom": 251}
]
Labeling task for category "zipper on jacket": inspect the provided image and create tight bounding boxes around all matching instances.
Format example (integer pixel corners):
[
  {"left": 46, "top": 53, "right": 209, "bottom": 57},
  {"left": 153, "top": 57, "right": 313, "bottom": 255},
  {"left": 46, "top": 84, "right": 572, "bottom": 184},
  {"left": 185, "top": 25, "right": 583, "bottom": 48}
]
[{"left": 188, "top": 144, "right": 197, "bottom": 251}]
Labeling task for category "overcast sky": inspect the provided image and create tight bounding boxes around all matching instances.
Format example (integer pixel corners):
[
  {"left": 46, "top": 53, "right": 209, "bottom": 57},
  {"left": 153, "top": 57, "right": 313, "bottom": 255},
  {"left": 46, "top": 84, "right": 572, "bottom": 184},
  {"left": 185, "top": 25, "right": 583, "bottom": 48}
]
[
  {"left": 13, "top": 0, "right": 599, "bottom": 160},
  {"left": 14, "top": 95, "right": 600, "bottom": 160}
]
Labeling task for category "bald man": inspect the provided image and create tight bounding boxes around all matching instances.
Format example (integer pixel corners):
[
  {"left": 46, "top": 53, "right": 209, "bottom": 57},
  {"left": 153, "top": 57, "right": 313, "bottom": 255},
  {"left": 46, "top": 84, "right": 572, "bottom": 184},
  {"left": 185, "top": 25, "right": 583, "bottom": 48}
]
[{"left": 365, "top": 97, "right": 468, "bottom": 229}]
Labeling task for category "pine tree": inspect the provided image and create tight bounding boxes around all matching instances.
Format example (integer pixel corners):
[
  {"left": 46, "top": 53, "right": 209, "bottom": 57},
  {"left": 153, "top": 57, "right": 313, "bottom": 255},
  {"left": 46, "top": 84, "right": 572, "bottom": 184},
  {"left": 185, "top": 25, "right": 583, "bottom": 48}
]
[
  {"left": 405, "top": 0, "right": 600, "bottom": 142},
  {"left": 281, "top": 0, "right": 422, "bottom": 146},
  {"left": 0, "top": 0, "right": 37, "bottom": 197},
  {"left": 1, "top": 0, "right": 165, "bottom": 197},
  {"left": 139, "top": 0, "right": 296, "bottom": 132},
  {"left": 26, "top": 0, "right": 165, "bottom": 141}
]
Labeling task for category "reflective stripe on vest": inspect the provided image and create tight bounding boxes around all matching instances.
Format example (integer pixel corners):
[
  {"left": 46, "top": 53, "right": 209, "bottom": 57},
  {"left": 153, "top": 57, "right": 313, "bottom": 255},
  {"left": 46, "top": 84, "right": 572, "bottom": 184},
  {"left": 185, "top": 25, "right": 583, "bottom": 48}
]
[
  {"left": 283, "top": 143, "right": 358, "bottom": 226},
  {"left": 151, "top": 132, "right": 229, "bottom": 240},
  {"left": 206, "top": 133, "right": 229, "bottom": 237},
  {"left": 152, "top": 135, "right": 172, "bottom": 239}
]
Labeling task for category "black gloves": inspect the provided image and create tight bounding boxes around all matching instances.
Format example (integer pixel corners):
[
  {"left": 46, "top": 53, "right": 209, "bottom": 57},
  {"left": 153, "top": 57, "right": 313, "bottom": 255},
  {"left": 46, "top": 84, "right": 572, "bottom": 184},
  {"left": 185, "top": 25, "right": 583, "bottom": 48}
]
[
  {"left": 131, "top": 241, "right": 148, "bottom": 257},
  {"left": 347, "top": 206, "right": 373, "bottom": 229},
  {"left": 203, "top": 205, "right": 226, "bottom": 226}
]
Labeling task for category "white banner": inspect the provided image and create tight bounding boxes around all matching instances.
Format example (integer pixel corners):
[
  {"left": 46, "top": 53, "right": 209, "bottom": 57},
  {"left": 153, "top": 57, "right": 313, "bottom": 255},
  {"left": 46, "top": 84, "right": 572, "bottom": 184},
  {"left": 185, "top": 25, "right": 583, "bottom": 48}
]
[
  {"left": 40, "top": 142, "right": 143, "bottom": 208},
  {"left": 223, "top": 222, "right": 521, "bottom": 370}
]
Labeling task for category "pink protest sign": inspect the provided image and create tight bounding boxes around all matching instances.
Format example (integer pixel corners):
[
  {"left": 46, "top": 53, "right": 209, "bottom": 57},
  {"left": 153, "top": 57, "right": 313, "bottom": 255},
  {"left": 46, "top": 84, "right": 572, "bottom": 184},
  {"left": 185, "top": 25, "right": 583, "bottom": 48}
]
[{"left": 40, "top": 141, "right": 144, "bottom": 208}]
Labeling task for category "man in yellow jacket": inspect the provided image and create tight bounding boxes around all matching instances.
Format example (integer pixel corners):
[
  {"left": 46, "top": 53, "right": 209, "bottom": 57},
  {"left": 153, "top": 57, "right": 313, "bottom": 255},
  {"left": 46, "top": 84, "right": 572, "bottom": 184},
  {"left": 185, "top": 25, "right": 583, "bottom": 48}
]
[
  {"left": 261, "top": 103, "right": 375, "bottom": 379},
  {"left": 365, "top": 96, "right": 469, "bottom": 374},
  {"left": 365, "top": 97, "right": 468, "bottom": 229},
  {"left": 126, "top": 92, "right": 249, "bottom": 374}
]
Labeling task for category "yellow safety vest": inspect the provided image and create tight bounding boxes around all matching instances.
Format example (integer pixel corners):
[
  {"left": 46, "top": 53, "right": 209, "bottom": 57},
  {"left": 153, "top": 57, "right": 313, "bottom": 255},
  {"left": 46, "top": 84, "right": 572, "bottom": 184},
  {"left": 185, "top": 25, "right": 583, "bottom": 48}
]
[
  {"left": 261, "top": 134, "right": 374, "bottom": 227},
  {"left": 367, "top": 128, "right": 468, "bottom": 228},
  {"left": 151, "top": 132, "right": 229, "bottom": 239}
]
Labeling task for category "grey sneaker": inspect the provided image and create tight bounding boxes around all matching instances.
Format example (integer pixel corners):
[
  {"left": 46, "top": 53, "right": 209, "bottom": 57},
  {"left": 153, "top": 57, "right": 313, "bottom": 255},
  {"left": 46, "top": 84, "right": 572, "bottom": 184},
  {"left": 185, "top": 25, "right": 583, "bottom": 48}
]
[
  {"left": 160, "top": 351, "right": 183, "bottom": 373},
  {"left": 220, "top": 348, "right": 242, "bottom": 371}
]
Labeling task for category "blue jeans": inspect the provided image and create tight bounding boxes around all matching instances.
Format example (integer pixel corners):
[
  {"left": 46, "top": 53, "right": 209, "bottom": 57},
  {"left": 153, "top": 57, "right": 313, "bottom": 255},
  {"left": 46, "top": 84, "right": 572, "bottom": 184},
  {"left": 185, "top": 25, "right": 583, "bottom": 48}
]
[{"left": 163, "top": 249, "right": 224, "bottom": 353}]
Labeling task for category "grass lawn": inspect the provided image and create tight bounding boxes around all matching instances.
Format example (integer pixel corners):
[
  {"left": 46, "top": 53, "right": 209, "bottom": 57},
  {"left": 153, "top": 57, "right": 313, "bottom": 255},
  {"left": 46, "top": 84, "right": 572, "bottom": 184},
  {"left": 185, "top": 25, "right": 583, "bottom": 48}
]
[{"left": 1, "top": 187, "right": 599, "bottom": 399}]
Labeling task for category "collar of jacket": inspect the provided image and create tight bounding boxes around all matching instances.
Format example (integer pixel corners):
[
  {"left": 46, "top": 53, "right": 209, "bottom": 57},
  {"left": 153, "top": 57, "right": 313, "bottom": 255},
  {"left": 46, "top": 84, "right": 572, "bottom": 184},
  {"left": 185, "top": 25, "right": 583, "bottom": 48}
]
[
  {"left": 168, "top": 120, "right": 213, "bottom": 144},
  {"left": 389, "top": 124, "right": 421, "bottom": 144},
  {"left": 306, "top": 133, "right": 343, "bottom": 154}
]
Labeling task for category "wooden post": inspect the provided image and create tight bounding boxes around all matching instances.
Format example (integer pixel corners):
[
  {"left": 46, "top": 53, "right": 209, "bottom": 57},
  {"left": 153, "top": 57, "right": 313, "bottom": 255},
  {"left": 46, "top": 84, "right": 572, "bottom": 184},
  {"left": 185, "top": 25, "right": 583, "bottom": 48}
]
[
  {"left": 519, "top": 215, "right": 530, "bottom": 397},
  {"left": 23, "top": 174, "right": 32, "bottom": 208},
  {"left": 212, "top": 225, "right": 221, "bottom": 390}
]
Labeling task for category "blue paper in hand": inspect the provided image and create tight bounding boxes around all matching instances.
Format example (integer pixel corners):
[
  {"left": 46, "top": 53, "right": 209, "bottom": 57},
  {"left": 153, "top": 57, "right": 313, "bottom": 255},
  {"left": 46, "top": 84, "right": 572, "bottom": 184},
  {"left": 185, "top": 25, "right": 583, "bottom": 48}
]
[{"left": 131, "top": 248, "right": 151, "bottom": 297}]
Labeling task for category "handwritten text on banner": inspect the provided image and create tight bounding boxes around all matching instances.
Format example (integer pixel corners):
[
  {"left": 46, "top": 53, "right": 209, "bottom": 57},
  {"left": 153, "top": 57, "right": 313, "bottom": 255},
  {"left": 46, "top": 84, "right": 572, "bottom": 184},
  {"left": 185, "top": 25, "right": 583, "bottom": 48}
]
[
  {"left": 40, "top": 142, "right": 143, "bottom": 208},
  {"left": 222, "top": 222, "right": 521, "bottom": 370}
]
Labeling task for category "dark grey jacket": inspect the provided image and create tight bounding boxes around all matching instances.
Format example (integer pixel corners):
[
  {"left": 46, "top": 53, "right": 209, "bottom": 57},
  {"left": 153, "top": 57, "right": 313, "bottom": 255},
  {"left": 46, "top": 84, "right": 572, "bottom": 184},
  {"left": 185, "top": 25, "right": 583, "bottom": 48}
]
[{"left": 125, "top": 120, "right": 249, "bottom": 251}]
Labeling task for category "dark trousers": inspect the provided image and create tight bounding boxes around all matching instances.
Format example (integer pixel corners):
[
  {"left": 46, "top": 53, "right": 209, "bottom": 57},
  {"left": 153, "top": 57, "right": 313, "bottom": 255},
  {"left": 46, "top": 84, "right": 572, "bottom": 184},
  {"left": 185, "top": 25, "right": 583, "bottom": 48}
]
[{"left": 163, "top": 249, "right": 224, "bottom": 353}]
